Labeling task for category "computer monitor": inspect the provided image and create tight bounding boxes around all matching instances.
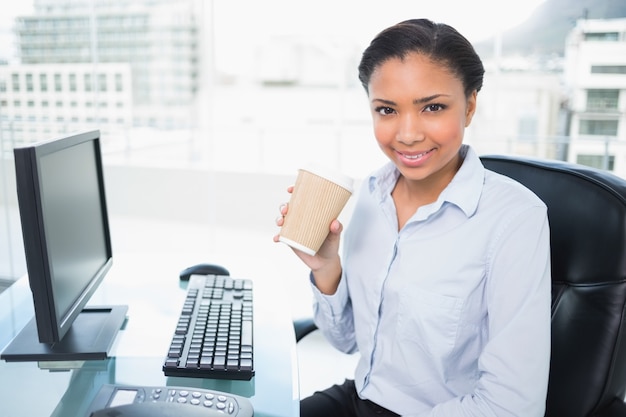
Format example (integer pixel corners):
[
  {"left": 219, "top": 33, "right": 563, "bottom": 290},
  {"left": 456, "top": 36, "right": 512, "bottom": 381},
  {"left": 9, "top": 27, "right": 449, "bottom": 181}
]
[{"left": 1, "top": 130, "right": 127, "bottom": 362}]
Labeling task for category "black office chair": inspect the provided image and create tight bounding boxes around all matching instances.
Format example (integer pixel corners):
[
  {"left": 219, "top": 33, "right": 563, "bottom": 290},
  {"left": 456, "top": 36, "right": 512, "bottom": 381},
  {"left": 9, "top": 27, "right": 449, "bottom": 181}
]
[{"left": 294, "top": 155, "right": 626, "bottom": 417}]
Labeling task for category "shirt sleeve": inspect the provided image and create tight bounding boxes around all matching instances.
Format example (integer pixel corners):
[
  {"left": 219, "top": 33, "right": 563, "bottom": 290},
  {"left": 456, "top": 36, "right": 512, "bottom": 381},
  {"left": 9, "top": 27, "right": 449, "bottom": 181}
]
[
  {"left": 310, "top": 271, "right": 358, "bottom": 354},
  {"left": 415, "top": 205, "right": 552, "bottom": 417}
]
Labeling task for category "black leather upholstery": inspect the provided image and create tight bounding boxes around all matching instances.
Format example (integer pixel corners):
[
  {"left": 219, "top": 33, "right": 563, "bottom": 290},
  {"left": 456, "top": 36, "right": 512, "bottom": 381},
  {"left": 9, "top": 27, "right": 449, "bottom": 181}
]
[
  {"left": 294, "top": 155, "right": 626, "bottom": 416},
  {"left": 293, "top": 317, "right": 319, "bottom": 342}
]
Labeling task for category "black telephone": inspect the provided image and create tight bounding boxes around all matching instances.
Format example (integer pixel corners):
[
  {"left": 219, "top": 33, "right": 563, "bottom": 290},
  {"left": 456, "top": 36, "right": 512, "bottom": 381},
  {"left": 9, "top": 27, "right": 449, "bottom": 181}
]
[{"left": 86, "top": 384, "right": 254, "bottom": 417}]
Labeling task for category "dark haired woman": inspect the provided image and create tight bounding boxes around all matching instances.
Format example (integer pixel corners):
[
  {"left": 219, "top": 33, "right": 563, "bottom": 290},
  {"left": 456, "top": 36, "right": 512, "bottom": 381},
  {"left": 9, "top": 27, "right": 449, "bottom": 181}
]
[{"left": 275, "top": 18, "right": 551, "bottom": 417}]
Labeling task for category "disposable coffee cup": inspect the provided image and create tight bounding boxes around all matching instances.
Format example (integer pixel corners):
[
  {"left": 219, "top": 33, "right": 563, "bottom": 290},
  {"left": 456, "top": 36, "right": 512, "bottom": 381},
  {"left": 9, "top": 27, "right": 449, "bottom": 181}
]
[{"left": 279, "top": 167, "right": 354, "bottom": 256}]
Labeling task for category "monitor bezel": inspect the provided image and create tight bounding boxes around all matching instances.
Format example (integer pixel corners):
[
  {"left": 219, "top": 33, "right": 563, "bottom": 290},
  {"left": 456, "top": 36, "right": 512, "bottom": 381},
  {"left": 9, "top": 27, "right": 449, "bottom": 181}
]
[{"left": 13, "top": 129, "right": 113, "bottom": 344}]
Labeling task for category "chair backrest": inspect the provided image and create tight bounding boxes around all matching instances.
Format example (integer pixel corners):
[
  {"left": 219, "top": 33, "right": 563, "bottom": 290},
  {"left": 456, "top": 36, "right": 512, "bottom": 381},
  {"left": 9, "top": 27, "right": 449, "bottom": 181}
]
[{"left": 481, "top": 155, "right": 626, "bottom": 417}]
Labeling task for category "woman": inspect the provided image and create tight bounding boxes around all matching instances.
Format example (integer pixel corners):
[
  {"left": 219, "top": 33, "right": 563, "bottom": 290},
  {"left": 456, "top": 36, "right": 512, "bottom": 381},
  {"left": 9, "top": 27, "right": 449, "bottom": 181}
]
[{"left": 275, "top": 18, "right": 551, "bottom": 417}]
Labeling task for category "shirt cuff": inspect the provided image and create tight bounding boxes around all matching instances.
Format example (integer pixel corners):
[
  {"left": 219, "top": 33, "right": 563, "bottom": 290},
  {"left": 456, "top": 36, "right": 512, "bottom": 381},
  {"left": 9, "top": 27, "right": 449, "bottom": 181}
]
[{"left": 309, "top": 270, "right": 349, "bottom": 322}]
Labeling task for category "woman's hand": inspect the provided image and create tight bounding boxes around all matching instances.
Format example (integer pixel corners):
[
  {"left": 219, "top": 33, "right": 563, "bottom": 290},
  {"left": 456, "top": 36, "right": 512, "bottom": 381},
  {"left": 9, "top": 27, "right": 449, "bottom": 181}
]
[{"left": 273, "top": 186, "right": 343, "bottom": 294}]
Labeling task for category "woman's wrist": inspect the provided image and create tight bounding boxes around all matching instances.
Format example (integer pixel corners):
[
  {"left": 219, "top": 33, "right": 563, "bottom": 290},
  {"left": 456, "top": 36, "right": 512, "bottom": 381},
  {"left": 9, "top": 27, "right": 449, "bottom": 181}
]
[{"left": 312, "top": 257, "right": 342, "bottom": 295}]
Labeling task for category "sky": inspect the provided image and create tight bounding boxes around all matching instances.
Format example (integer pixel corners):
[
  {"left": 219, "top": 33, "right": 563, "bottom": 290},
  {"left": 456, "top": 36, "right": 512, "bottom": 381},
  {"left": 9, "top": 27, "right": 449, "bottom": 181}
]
[
  {"left": 0, "top": 0, "right": 547, "bottom": 63},
  {"left": 209, "top": 0, "right": 547, "bottom": 75},
  {"left": 212, "top": 0, "right": 546, "bottom": 43}
]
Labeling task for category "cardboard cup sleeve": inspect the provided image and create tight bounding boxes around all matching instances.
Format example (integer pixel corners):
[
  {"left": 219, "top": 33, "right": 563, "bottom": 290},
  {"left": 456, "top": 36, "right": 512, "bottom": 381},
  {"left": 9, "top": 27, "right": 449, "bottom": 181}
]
[{"left": 279, "top": 168, "right": 354, "bottom": 255}]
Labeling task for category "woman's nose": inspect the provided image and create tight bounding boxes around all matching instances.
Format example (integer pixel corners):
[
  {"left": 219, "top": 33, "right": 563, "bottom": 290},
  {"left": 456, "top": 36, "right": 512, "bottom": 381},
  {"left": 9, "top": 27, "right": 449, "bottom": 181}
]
[{"left": 396, "top": 114, "right": 424, "bottom": 144}]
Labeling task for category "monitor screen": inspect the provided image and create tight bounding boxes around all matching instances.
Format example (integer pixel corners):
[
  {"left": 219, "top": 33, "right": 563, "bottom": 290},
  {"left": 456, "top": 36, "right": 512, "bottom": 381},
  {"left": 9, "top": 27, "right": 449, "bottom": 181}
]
[
  {"left": 32, "top": 132, "right": 111, "bottom": 341},
  {"left": 2, "top": 130, "right": 126, "bottom": 362}
]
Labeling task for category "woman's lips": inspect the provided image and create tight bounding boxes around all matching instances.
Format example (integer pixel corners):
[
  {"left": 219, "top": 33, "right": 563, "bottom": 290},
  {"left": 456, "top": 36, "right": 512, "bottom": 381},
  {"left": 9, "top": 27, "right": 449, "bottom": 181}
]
[{"left": 397, "top": 148, "right": 434, "bottom": 167}]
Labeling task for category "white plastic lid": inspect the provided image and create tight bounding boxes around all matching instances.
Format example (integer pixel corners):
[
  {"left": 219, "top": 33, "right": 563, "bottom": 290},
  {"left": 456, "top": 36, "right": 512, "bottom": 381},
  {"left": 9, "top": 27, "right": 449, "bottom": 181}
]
[{"left": 300, "top": 165, "right": 354, "bottom": 193}]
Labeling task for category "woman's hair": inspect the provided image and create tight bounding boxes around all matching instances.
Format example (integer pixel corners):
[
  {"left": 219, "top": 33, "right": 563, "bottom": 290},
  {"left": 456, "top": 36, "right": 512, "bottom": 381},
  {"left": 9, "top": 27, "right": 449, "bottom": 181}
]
[{"left": 358, "top": 18, "right": 485, "bottom": 97}]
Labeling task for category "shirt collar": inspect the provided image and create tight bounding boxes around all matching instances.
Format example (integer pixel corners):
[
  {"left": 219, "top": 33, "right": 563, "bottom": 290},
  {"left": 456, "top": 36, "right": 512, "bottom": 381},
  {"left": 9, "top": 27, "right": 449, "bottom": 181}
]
[{"left": 367, "top": 144, "right": 485, "bottom": 218}]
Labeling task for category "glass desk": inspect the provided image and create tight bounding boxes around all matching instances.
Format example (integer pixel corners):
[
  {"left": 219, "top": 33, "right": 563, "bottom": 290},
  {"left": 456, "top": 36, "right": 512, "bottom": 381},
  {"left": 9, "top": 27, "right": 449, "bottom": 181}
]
[{"left": 0, "top": 253, "right": 300, "bottom": 417}]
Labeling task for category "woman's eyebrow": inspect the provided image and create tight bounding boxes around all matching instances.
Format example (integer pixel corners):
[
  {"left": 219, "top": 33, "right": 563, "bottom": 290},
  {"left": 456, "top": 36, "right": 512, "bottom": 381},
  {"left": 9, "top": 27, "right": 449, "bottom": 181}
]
[
  {"left": 371, "top": 98, "right": 396, "bottom": 106},
  {"left": 371, "top": 94, "right": 450, "bottom": 106},
  {"left": 413, "top": 94, "right": 448, "bottom": 104}
]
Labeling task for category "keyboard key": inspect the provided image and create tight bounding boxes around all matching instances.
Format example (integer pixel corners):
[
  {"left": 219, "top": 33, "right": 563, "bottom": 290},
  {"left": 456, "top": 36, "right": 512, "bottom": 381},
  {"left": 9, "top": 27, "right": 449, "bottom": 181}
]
[
  {"left": 240, "top": 359, "right": 253, "bottom": 371},
  {"left": 213, "top": 355, "right": 226, "bottom": 370},
  {"left": 165, "top": 358, "right": 178, "bottom": 368},
  {"left": 241, "top": 321, "right": 253, "bottom": 346}
]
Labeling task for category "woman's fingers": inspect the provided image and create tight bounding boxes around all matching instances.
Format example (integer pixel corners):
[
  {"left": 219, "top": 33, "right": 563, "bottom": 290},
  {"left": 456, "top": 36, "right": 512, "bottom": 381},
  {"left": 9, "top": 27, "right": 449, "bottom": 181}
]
[{"left": 273, "top": 185, "right": 293, "bottom": 243}]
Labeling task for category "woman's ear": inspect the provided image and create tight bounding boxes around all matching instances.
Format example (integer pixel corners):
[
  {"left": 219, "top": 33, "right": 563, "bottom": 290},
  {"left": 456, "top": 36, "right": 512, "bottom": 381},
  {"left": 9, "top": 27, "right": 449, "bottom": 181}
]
[{"left": 464, "top": 90, "right": 478, "bottom": 127}]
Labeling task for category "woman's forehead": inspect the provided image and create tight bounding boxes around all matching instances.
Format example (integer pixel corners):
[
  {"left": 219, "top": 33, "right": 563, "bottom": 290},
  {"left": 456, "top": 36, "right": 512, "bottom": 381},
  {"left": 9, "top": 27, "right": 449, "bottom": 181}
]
[{"left": 369, "top": 54, "right": 461, "bottom": 92}]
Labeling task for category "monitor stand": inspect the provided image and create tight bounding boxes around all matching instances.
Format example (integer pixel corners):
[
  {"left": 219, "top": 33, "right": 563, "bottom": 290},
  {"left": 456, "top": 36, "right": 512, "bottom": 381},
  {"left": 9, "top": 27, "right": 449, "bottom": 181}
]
[{"left": 0, "top": 306, "right": 128, "bottom": 362}]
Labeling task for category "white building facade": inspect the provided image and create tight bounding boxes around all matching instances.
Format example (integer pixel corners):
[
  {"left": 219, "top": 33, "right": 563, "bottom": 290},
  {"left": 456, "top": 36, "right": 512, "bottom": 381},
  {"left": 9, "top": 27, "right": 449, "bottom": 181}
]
[
  {"left": 563, "top": 18, "right": 626, "bottom": 175},
  {"left": 0, "top": 63, "right": 132, "bottom": 151}
]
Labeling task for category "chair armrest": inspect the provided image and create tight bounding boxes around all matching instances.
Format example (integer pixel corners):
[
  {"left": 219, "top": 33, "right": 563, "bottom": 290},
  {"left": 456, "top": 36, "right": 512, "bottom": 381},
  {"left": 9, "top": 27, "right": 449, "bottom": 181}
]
[{"left": 293, "top": 317, "right": 318, "bottom": 342}]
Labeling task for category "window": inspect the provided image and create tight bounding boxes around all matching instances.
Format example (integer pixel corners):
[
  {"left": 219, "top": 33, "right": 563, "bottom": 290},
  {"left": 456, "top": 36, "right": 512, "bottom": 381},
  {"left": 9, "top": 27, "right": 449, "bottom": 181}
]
[
  {"left": 26, "top": 74, "right": 33, "bottom": 92},
  {"left": 11, "top": 73, "right": 19, "bottom": 92},
  {"left": 1, "top": 0, "right": 623, "bottom": 293},
  {"left": 577, "top": 154, "right": 615, "bottom": 170},
  {"left": 40, "top": 73, "right": 48, "bottom": 92},
  {"left": 54, "top": 73, "right": 62, "bottom": 91},
  {"left": 586, "top": 89, "right": 619, "bottom": 111},
  {"left": 115, "top": 73, "right": 123, "bottom": 92},
  {"left": 579, "top": 119, "right": 619, "bottom": 136},
  {"left": 98, "top": 73, "right": 107, "bottom": 92},
  {"left": 584, "top": 32, "right": 619, "bottom": 41},
  {"left": 591, "top": 65, "right": 626, "bottom": 74},
  {"left": 84, "top": 73, "right": 92, "bottom": 91},
  {"left": 69, "top": 73, "right": 77, "bottom": 91}
]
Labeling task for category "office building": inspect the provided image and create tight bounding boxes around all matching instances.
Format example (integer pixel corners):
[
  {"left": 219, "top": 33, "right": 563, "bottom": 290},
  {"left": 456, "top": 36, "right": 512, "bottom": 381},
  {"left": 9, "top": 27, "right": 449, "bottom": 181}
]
[
  {"left": 14, "top": 0, "right": 200, "bottom": 130},
  {"left": 0, "top": 63, "right": 132, "bottom": 149},
  {"left": 563, "top": 18, "right": 626, "bottom": 175}
]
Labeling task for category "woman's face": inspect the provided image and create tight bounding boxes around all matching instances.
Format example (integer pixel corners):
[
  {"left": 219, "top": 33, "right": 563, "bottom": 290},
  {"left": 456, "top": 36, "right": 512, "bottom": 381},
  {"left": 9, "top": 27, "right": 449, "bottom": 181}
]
[{"left": 368, "top": 52, "right": 477, "bottom": 188}]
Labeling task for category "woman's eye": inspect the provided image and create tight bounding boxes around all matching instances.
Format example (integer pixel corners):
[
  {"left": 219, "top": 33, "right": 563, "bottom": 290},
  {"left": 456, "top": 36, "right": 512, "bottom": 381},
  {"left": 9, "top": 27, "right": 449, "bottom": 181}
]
[
  {"left": 375, "top": 106, "right": 395, "bottom": 115},
  {"left": 424, "top": 103, "right": 446, "bottom": 112}
]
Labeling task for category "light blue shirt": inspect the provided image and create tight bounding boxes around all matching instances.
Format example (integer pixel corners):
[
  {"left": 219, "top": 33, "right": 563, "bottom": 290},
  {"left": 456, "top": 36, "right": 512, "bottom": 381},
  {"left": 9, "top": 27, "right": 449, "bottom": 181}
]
[{"left": 310, "top": 145, "right": 551, "bottom": 416}]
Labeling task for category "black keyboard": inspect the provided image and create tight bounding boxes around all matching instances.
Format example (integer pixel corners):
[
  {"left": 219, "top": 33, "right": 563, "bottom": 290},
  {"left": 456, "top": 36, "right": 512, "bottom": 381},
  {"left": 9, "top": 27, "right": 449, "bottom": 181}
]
[{"left": 162, "top": 274, "right": 254, "bottom": 380}]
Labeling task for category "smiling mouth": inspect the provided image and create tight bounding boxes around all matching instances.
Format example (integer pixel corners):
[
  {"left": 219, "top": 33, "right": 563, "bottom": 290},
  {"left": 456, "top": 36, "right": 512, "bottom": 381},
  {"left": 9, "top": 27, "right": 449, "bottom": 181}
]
[{"left": 400, "top": 149, "right": 434, "bottom": 159}]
